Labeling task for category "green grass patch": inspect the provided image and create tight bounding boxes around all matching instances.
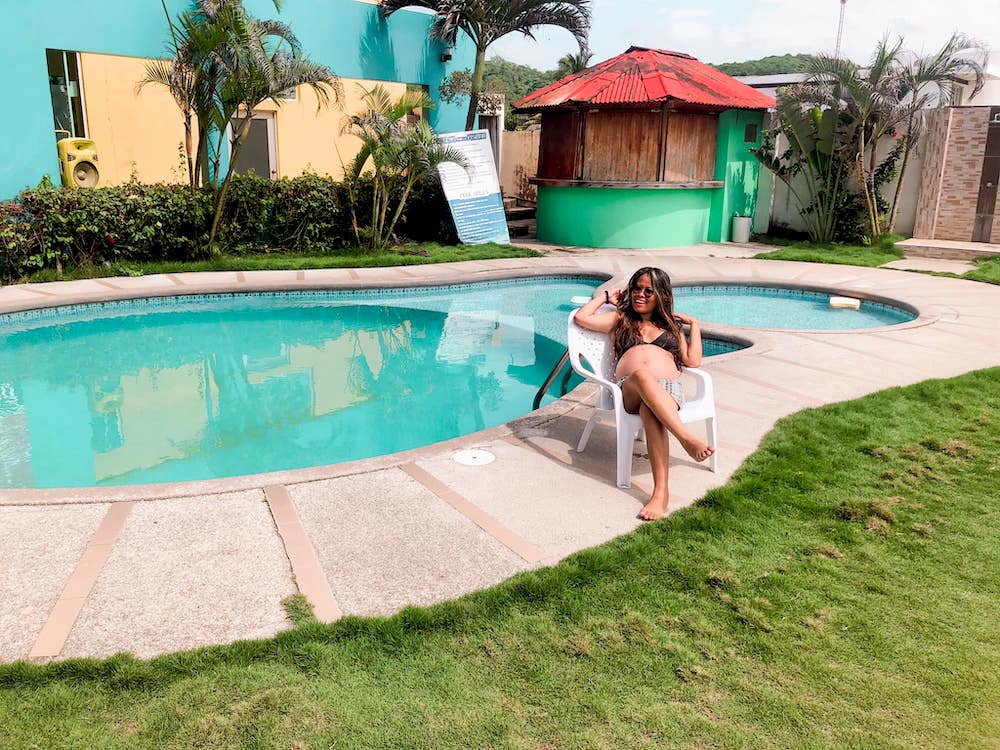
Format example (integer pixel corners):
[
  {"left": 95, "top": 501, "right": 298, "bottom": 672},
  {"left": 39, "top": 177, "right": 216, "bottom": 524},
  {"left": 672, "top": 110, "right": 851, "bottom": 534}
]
[
  {"left": 22, "top": 243, "right": 540, "bottom": 283},
  {"left": 964, "top": 256, "right": 1000, "bottom": 285},
  {"left": 2, "top": 369, "right": 999, "bottom": 748},
  {"left": 754, "top": 235, "right": 904, "bottom": 267}
]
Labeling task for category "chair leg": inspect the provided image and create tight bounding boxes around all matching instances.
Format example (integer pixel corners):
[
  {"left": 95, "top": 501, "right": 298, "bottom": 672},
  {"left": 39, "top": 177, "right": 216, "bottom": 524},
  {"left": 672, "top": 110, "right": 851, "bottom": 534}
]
[
  {"left": 577, "top": 411, "right": 600, "bottom": 452},
  {"left": 616, "top": 420, "right": 636, "bottom": 489},
  {"left": 707, "top": 417, "right": 718, "bottom": 473}
]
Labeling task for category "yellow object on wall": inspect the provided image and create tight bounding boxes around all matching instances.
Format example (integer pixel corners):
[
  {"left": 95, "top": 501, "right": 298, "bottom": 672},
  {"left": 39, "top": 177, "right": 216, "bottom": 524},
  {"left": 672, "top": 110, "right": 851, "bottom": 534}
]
[
  {"left": 57, "top": 137, "right": 100, "bottom": 188},
  {"left": 77, "top": 51, "right": 409, "bottom": 187}
]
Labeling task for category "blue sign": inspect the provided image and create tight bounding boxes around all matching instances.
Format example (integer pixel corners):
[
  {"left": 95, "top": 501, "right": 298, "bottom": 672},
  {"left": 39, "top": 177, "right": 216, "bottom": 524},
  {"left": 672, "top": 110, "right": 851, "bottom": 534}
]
[{"left": 437, "top": 130, "right": 510, "bottom": 245}]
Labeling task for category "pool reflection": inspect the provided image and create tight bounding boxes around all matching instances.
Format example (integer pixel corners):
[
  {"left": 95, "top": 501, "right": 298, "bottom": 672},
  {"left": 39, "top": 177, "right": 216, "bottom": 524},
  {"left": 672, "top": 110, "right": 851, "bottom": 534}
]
[{"left": 0, "top": 299, "right": 573, "bottom": 488}]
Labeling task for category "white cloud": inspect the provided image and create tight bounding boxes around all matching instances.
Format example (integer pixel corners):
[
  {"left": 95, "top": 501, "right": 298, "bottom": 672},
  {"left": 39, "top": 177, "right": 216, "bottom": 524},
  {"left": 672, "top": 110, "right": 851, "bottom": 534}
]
[{"left": 488, "top": 0, "right": 998, "bottom": 71}]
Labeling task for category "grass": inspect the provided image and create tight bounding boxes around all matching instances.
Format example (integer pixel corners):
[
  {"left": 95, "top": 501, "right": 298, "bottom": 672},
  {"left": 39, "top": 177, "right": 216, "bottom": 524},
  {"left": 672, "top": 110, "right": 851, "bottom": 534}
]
[
  {"left": 753, "top": 235, "right": 905, "bottom": 267},
  {"left": 21, "top": 243, "right": 541, "bottom": 283},
  {"left": 754, "top": 236, "right": 1000, "bottom": 286},
  {"left": 2, "top": 368, "right": 999, "bottom": 748},
  {"left": 963, "top": 256, "right": 1000, "bottom": 285}
]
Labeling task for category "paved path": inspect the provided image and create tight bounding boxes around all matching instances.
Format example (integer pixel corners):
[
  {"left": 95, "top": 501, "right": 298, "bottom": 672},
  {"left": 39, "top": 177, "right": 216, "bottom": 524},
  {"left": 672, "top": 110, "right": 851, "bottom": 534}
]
[{"left": 2, "top": 251, "right": 999, "bottom": 662}]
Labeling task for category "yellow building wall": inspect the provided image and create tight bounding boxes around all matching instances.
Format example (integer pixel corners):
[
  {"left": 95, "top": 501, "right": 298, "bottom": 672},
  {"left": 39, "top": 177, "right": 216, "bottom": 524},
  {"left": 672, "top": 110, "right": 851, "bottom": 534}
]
[
  {"left": 79, "top": 52, "right": 190, "bottom": 185},
  {"left": 79, "top": 51, "right": 409, "bottom": 186},
  {"left": 253, "top": 79, "right": 407, "bottom": 180}
]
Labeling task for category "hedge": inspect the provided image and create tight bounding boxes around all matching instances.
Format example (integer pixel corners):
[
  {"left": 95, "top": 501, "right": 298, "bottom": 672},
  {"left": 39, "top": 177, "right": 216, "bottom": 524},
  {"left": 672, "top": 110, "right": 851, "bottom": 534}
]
[{"left": 0, "top": 173, "right": 455, "bottom": 283}]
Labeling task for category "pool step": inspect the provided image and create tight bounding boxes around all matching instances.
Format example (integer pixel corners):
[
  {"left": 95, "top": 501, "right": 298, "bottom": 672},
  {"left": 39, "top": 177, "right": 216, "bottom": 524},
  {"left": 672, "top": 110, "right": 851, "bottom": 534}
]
[{"left": 897, "top": 237, "right": 1000, "bottom": 261}]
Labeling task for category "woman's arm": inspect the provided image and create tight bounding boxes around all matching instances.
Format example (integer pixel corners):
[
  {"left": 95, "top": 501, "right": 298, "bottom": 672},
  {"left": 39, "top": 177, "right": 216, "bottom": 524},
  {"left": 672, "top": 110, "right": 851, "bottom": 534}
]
[
  {"left": 674, "top": 313, "right": 703, "bottom": 367},
  {"left": 573, "top": 288, "right": 621, "bottom": 333}
]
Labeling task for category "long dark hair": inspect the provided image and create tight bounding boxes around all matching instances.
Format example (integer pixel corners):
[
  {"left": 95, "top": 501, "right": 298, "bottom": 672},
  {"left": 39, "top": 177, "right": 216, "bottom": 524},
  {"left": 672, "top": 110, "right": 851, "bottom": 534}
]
[{"left": 612, "top": 267, "right": 684, "bottom": 360}]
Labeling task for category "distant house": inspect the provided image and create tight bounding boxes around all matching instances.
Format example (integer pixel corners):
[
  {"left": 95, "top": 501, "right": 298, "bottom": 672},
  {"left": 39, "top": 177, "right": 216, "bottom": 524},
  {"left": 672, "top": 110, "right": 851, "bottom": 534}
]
[{"left": 1, "top": 1, "right": 472, "bottom": 199}]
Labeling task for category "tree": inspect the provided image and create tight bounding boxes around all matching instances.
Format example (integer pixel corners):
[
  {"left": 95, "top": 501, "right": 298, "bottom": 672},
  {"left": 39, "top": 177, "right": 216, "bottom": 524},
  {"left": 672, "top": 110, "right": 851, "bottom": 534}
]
[
  {"left": 342, "top": 85, "right": 467, "bottom": 250},
  {"left": 143, "top": 0, "right": 339, "bottom": 250},
  {"left": 379, "top": 0, "right": 591, "bottom": 130},
  {"left": 555, "top": 46, "right": 592, "bottom": 77},
  {"left": 802, "top": 32, "right": 986, "bottom": 239},
  {"left": 886, "top": 32, "right": 985, "bottom": 232},
  {"left": 802, "top": 36, "right": 907, "bottom": 240},
  {"left": 206, "top": 12, "right": 340, "bottom": 249},
  {"left": 713, "top": 53, "right": 815, "bottom": 76},
  {"left": 752, "top": 93, "right": 852, "bottom": 243}
]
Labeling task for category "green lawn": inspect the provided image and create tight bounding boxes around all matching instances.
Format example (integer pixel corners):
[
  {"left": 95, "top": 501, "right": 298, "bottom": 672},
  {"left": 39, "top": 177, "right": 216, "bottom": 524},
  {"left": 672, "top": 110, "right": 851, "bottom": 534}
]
[
  {"left": 754, "top": 237, "right": 1000, "bottom": 286},
  {"left": 965, "top": 256, "right": 1000, "bottom": 285},
  {"left": 21, "top": 243, "right": 540, "bottom": 283},
  {"left": 753, "top": 236, "right": 904, "bottom": 267},
  {"left": 2, "top": 368, "right": 998, "bottom": 749}
]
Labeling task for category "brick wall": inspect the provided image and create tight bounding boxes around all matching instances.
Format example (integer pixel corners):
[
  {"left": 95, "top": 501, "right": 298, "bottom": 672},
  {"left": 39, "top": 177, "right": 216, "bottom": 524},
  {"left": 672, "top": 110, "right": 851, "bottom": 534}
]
[{"left": 913, "top": 107, "right": 991, "bottom": 241}]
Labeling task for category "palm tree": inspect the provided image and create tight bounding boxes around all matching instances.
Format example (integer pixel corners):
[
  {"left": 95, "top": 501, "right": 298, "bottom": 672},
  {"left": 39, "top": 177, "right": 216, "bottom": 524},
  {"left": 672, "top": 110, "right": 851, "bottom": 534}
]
[
  {"left": 206, "top": 9, "right": 340, "bottom": 249},
  {"left": 555, "top": 45, "right": 592, "bottom": 77},
  {"left": 886, "top": 32, "right": 986, "bottom": 232},
  {"left": 342, "top": 85, "right": 467, "bottom": 249},
  {"left": 379, "top": 0, "right": 591, "bottom": 130},
  {"left": 803, "top": 36, "right": 907, "bottom": 239}
]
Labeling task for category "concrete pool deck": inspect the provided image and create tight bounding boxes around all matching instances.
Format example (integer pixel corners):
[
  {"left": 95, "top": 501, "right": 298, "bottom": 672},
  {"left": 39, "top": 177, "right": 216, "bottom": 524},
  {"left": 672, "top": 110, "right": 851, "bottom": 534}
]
[{"left": 2, "top": 249, "right": 999, "bottom": 663}]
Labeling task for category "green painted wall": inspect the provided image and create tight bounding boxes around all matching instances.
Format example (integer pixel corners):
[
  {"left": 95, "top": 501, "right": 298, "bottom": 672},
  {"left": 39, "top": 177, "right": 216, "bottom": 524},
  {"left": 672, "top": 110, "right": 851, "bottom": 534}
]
[
  {"left": 1, "top": 0, "right": 472, "bottom": 199},
  {"left": 535, "top": 187, "right": 718, "bottom": 248},
  {"left": 708, "top": 109, "right": 765, "bottom": 242},
  {"left": 535, "top": 108, "right": 766, "bottom": 249}
]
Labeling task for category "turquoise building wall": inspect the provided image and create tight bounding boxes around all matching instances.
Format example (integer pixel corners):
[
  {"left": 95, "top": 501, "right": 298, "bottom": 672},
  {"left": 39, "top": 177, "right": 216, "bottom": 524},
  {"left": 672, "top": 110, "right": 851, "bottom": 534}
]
[
  {"left": 0, "top": 0, "right": 472, "bottom": 199},
  {"left": 535, "top": 108, "right": 766, "bottom": 248}
]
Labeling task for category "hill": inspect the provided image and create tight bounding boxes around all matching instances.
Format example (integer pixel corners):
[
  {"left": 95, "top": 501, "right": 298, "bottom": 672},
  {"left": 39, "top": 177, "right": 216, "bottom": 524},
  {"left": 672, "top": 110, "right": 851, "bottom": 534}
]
[{"left": 711, "top": 53, "right": 813, "bottom": 75}]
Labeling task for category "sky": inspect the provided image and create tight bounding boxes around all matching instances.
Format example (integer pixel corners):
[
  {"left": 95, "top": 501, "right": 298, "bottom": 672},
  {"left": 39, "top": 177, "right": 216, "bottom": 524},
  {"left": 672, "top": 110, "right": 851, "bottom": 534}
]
[{"left": 488, "top": 0, "right": 999, "bottom": 72}]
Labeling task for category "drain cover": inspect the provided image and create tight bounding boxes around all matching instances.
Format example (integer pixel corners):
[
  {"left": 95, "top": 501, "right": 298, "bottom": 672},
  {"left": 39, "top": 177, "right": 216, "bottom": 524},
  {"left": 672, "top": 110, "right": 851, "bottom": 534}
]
[{"left": 452, "top": 449, "right": 496, "bottom": 466}]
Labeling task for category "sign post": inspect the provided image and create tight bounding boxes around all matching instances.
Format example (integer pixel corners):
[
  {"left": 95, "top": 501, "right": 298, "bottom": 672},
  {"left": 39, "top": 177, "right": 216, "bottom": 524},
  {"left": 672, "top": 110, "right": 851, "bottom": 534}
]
[{"left": 437, "top": 130, "right": 510, "bottom": 245}]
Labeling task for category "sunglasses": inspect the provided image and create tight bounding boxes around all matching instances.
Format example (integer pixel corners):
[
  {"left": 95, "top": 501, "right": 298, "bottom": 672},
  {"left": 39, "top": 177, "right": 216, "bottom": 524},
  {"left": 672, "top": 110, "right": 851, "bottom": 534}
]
[{"left": 630, "top": 287, "right": 656, "bottom": 298}]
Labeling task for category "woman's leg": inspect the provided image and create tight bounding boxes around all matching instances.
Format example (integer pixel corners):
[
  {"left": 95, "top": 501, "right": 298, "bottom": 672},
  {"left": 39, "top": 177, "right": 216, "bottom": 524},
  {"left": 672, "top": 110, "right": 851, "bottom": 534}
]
[
  {"left": 621, "top": 370, "right": 714, "bottom": 462},
  {"left": 638, "top": 403, "right": 671, "bottom": 520}
]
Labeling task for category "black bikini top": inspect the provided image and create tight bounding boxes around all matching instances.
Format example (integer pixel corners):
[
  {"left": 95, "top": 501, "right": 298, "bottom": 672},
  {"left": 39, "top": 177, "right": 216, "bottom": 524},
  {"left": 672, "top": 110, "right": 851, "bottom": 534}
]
[{"left": 617, "top": 327, "right": 681, "bottom": 362}]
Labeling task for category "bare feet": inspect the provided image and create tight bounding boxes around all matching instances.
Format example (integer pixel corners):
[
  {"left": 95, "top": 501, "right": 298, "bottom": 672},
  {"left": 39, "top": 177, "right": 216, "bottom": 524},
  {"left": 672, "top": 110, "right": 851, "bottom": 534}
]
[
  {"left": 638, "top": 496, "right": 668, "bottom": 521},
  {"left": 679, "top": 437, "right": 715, "bottom": 463}
]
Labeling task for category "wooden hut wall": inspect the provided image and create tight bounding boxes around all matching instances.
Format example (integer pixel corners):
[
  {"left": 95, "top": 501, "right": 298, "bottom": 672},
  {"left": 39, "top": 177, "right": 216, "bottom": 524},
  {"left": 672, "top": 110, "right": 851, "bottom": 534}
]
[
  {"left": 537, "top": 111, "right": 579, "bottom": 180},
  {"left": 663, "top": 113, "right": 718, "bottom": 182},
  {"left": 582, "top": 110, "right": 661, "bottom": 182}
]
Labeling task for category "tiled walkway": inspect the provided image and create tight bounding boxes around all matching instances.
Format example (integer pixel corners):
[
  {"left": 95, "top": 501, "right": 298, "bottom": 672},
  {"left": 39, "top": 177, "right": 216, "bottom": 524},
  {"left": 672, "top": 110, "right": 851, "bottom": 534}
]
[{"left": 2, "top": 249, "right": 999, "bottom": 662}]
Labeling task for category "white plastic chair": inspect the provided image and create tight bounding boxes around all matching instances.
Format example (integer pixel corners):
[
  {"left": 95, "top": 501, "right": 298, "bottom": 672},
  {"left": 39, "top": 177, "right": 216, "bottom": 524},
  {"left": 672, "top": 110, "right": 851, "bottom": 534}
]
[{"left": 567, "top": 308, "right": 718, "bottom": 488}]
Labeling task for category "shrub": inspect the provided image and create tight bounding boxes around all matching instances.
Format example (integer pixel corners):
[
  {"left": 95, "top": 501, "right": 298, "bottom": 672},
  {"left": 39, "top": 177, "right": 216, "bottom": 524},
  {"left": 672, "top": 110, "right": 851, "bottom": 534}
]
[{"left": 0, "top": 173, "right": 456, "bottom": 282}]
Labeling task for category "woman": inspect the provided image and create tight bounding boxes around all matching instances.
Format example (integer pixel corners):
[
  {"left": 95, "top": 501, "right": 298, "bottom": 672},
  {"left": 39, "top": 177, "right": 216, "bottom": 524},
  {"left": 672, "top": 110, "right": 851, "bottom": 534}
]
[{"left": 574, "top": 267, "right": 715, "bottom": 520}]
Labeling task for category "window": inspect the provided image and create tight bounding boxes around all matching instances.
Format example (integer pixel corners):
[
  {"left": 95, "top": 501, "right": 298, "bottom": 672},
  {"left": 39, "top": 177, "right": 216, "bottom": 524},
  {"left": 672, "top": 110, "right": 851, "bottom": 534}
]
[
  {"left": 744, "top": 123, "right": 759, "bottom": 144},
  {"left": 46, "top": 49, "right": 87, "bottom": 139}
]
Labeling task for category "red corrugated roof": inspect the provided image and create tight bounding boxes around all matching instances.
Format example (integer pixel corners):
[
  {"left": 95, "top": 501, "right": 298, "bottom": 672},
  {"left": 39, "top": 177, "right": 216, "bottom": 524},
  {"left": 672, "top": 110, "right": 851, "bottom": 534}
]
[{"left": 513, "top": 47, "right": 775, "bottom": 111}]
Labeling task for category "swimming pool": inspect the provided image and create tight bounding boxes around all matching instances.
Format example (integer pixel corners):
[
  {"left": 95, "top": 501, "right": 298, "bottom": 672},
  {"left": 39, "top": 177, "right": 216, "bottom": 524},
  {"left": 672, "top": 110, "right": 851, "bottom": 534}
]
[
  {"left": 675, "top": 285, "right": 916, "bottom": 330},
  {"left": 1, "top": 277, "right": 634, "bottom": 489},
  {"left": 0, "top": 276, "right": 913, "bottom": 489}
]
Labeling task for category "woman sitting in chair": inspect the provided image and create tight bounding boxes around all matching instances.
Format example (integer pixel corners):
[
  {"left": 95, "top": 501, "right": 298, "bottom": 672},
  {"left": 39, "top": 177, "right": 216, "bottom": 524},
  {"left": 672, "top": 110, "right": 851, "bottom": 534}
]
[{"left": 574, "top": 266, "right": 715, "bottom": 520}]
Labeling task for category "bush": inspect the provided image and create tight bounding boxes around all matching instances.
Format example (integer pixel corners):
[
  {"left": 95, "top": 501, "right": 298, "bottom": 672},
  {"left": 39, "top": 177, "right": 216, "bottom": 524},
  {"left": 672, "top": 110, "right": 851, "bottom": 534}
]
[{"left": 0, "top": 173, "right": 456, "bottom": 283}]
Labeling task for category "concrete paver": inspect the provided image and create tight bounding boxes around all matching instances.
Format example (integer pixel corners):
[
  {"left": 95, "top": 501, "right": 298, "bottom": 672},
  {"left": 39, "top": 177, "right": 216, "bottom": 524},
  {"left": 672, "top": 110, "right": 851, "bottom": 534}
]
[
  {"left": 1, "top": 251, "right": 999, "bottom": 661},
  {"left": 417, "top": 440, "right": 646, "bottom": 564},
  {"left": 60, "top": 491, "right": 294, "bottom": 660},
  {"left": 288, "top": 470, "right": 526, "bottom": 616},
  {"left": 0, "top": 505, "right": 108, "bottom": 662}
]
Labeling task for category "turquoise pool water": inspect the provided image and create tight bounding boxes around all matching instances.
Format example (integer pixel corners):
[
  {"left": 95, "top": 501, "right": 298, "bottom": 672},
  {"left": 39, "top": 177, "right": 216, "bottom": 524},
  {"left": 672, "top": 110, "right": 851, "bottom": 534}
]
[
  {"left": 675, "top": 285, "right": 916, "bottom": 330},
  {"left": 0, "top": 278, "right": 910, "bottom": 489},
  {"left": 0, "top": 277, "right": 624, "bottom": 489}
]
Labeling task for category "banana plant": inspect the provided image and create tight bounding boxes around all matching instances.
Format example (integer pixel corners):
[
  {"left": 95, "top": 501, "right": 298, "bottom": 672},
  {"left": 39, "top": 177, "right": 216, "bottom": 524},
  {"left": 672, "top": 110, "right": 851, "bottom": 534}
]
[{"left": 752, "top": 92, "right": 852, "bottom": 243}]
